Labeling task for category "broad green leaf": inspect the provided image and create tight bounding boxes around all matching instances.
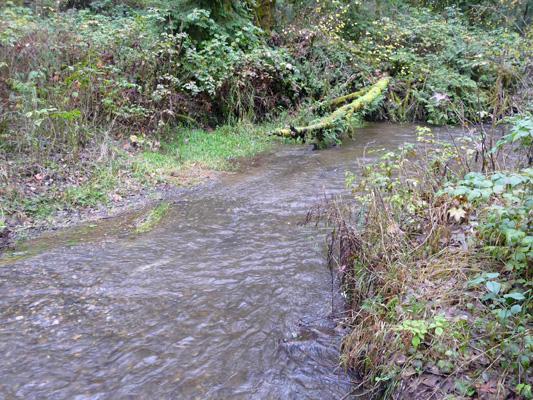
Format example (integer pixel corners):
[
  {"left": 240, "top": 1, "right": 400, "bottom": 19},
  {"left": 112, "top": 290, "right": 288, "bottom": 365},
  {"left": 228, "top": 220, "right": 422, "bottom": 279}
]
[
  {"left": 507, "top": 176, "right": 523, "bottom": 186},
  {"left": 522, "top": 236, "right": 533, "bottom": 246},
  {"left": 480, "top": 188, "right": 492, "bottom": 200},
  {"left": 482, "top": 293, "right": 496, "bottom": 301},
  {"left": 464, "top": 172, "right": 485, "bottom": 180},
  {"left": 505, "top": 228, "right": 525, "bottom": 245},
  {"left": 486, "top": 273, "right": 500, "bottom": 279},
  {"left": 473, "top": 180, "right": 493, "bottom": 188},
  {"left": 492, "top": 185, "right": 505, "bottom": 194},
  {"left": 504, "top": 292, "right": 526, "bottom": 301},
  {"left": 453, "top": 187, "right": 468, "bottom": 196},
  {"left": 467, "top": 189, "right": 482, "bottom": 201},
  {"left": 435, "top": 327, "right": 443, "bottom": 336},
  {"left": 486, "top": 281, "right": 501, "bottom": 295},
  {"left": 412, "top": 335, "right": 420, "bottom": 348},
  {"left": 468, "top": 277, "right": 485, "bottom": 286},
  {"left": 499, "top": 309, "right": 512, "bottom": 320},
  {"left": 510, "top": 305, "right": 522, "bottom": 314}
]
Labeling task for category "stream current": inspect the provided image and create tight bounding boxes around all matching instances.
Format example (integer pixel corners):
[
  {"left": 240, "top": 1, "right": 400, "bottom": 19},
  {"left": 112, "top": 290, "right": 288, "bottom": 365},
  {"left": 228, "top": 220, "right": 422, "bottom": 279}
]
[{"left": 0, "top": 124, "right": 457, "bottom": 399}]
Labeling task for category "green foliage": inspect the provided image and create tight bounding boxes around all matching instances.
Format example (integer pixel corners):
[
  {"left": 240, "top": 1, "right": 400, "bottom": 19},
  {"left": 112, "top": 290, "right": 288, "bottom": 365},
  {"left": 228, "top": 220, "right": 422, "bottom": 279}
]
[
  {"left": 517, "top": 383, "right": 533, "bottom": 399},
  {"left": 468, "top": 272, "right": 529, "bottom": 321},
  {"left": 283, "top": 1, "right": 531, "bottom": 125},
  {"left": 0, "top": 2, "right": 299, "bottom": 151},
  {"left": 155, "top": 0, "right": 255, "bottom": 38},
  {"left": 394, "top": 314, "right": 448, "bottom": 349},
  {"left": 491, "top": 114, "right": 533, "bottom": 167},
  {"left": 439, "top": 166, "right": 533, "bottom": 278},
  {"left": 328, "top": 124, "right": 533, "bottom": 398}
]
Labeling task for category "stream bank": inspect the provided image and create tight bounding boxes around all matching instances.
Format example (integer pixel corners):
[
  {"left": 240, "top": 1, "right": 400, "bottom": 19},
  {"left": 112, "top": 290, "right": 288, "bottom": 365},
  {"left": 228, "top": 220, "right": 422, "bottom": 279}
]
[
  {"left": 1, "top": 124, "right": 277, "bottom": 255},
  {"left": 329, "top": 125, "right": 533, "bottom": 399}
]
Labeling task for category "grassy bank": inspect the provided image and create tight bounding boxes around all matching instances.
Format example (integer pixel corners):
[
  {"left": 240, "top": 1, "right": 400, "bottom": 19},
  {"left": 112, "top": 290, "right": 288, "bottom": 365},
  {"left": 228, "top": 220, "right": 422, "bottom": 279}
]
[
  {"left": 317, "top": 122, "right": 533, "bottom": 398},
  {"left": 0, "top": 122, "right": 277, "bottom": 250}
]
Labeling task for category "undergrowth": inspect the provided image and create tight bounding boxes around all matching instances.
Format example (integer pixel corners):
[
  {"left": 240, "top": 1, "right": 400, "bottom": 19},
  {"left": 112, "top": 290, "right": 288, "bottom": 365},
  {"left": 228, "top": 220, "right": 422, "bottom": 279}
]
[{"left": 311, "top": 120, "right": 533, "bottom": 399}]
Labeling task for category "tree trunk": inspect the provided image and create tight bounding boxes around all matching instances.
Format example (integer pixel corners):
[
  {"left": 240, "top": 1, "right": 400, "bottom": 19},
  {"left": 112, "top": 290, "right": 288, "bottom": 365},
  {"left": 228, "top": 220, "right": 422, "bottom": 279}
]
[{"left": 252, "top": 0, "right": 276, "bottom": 32}]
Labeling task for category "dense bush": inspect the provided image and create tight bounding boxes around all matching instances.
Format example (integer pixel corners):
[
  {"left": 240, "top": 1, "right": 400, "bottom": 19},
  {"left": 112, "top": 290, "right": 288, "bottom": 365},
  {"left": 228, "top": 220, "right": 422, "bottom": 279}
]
[
  {"left": 0, "top": 3, "right": 299, "bottom": 161},
  {"left": 1, "top": 0, "right": 532, "bottom": 165},
  {"left": 281, "top": 1, "right": 533, "bottom": 125}
]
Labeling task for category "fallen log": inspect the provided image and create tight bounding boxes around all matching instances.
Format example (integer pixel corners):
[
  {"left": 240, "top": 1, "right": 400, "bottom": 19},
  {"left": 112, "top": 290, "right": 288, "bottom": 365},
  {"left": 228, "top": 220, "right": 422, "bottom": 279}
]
[{"left": 271, "top": 77, "right": 390, "bottom": 145}]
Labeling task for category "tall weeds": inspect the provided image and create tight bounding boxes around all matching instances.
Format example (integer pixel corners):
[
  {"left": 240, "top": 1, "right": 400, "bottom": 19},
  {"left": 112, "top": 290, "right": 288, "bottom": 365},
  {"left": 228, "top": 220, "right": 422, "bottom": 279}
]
[{"left": 312, "top": 126, "right": 533, "bottom": 398}]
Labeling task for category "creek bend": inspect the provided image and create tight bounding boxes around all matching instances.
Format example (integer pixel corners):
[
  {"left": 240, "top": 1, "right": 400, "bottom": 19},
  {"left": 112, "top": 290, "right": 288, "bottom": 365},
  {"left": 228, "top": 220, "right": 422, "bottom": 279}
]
[{"left": 0, "top": 124, "right": 456, "bottom": 399}]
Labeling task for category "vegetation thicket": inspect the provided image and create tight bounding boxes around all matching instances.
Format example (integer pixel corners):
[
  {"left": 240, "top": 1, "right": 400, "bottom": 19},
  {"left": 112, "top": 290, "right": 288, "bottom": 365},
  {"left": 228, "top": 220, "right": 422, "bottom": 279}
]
[
  {"left": 314, "top": 121, "right": 533, "bottom": 398},
  {"left": 1, "top": 0, "right": 533, "bottom": 397},
  {"left": 1, "top": 0, "right": 531, "bottom": 228}
]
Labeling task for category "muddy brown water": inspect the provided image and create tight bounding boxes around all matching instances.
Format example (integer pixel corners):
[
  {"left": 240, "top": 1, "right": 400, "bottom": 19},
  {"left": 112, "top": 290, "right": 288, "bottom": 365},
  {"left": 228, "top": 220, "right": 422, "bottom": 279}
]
[{"left": 0, "top": 124, "right": 460, "bottom": 399}]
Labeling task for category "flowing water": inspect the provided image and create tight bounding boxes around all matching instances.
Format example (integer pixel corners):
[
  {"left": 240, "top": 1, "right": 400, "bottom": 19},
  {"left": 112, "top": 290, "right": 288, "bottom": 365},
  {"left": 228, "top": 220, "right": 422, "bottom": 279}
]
[{"left": 0, "top": 124, "right": 459, "bottom": 399}]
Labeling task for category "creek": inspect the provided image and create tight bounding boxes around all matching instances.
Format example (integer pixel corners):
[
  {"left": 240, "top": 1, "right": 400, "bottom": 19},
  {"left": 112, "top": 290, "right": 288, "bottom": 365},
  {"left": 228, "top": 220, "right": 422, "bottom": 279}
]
[{"left": 0, "top": 123, "right": 457, "bottom": 399}]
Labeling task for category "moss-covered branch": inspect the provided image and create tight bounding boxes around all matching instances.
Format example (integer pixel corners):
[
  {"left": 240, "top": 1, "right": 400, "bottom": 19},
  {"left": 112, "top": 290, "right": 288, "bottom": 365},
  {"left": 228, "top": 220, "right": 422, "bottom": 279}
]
[
  {"left": 329, "top": 87, "right": 372, "bottom": 108},
  {"left": 271, "top": 77, "right": 390, "bottom": 142}
]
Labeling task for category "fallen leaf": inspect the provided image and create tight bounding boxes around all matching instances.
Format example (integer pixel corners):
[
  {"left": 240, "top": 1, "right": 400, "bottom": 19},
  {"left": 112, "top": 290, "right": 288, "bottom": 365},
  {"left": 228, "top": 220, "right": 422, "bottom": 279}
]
[
  {"left": 421, "top": 375, "right": 438, "bottom": 388},
  {"left": 401, "top": 366, "right": 417, "bottom": 378},
  {"left": 449, "top": 207, "right": 466, "bottom": 222}
]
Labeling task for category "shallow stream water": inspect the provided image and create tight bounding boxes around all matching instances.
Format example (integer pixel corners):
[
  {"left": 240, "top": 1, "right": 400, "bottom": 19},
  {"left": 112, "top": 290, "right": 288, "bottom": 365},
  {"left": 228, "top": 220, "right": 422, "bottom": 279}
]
[{"left": 0, "top": 123, "right": 459, "bottom": 399}]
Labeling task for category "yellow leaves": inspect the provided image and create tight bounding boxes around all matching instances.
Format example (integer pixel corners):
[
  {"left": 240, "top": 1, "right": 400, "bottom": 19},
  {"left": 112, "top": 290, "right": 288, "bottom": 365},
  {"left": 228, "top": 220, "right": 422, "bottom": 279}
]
[{"left": 449, "top": 207, "right": 466, "bottom": 222}]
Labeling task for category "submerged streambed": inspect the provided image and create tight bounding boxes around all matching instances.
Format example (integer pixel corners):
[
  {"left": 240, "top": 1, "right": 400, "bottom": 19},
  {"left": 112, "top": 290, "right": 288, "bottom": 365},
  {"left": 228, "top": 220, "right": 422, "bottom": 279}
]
[{"left": 0, "top": 124, "right": 457, "bottom": 399}]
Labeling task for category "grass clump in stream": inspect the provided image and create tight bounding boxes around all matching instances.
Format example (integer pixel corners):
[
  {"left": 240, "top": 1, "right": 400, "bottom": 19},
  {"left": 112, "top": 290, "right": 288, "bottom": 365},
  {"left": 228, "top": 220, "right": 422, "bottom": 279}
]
[
  {"left": 135, "top": 202, "right": 170, "bottom": 234},
  {"left": 312, "top": 123, "right": 533, "bottom": 399}
]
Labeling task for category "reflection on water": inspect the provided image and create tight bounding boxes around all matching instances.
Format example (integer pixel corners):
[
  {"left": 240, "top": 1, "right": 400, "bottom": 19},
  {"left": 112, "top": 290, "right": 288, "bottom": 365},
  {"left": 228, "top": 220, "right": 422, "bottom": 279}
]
[{"left": 0, "top": 124, "right": 459, "bottom": 399}]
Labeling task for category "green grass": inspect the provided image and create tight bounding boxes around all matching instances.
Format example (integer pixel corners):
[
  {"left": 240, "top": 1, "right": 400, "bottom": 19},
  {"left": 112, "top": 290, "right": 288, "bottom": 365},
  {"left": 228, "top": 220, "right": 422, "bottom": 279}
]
[
  {"left": 135, "top": 202, "right": 170, "bottom": 234},
  {"left": 1, "top": 119, "right": 283, "bottom": 238},
  {"left": 127, "top": 122, "right": 278, "bottom": 182},
  {"left": 173, "top": 123, "right": 275, "bottom": 170}
]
